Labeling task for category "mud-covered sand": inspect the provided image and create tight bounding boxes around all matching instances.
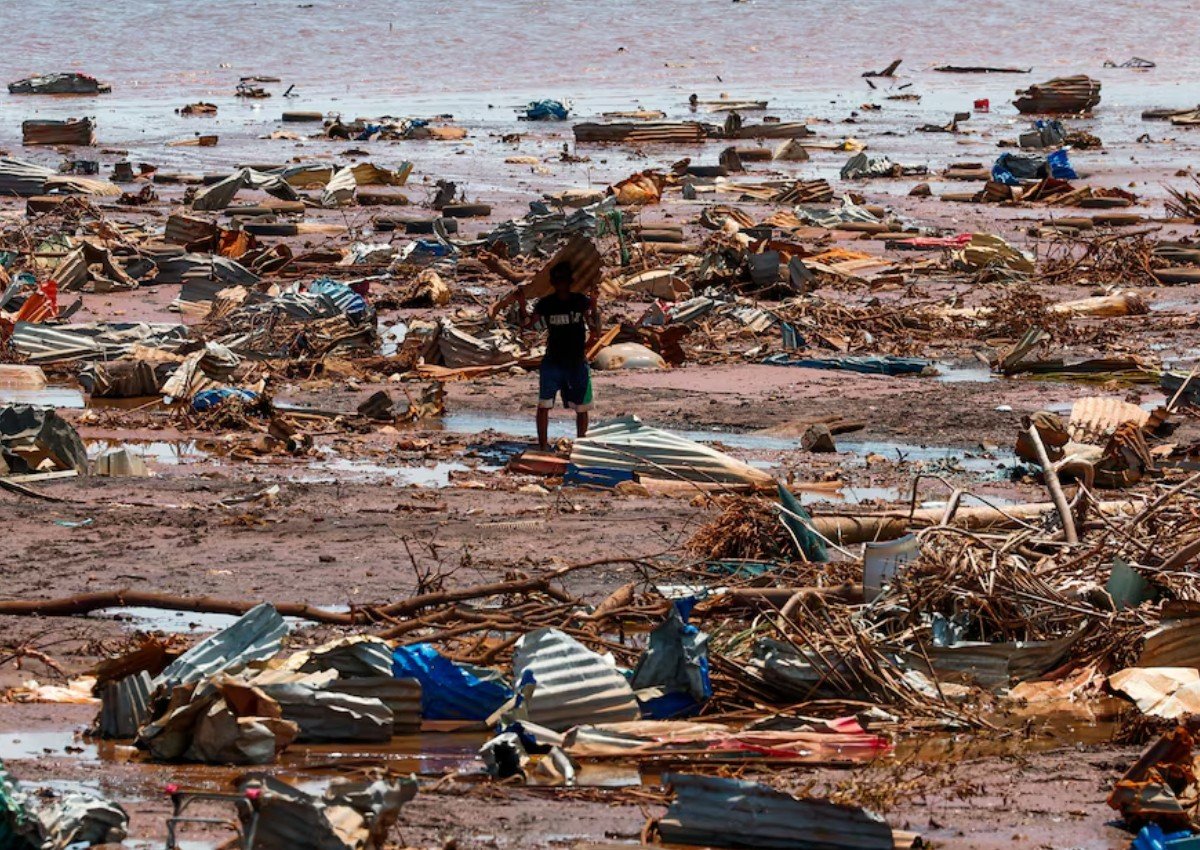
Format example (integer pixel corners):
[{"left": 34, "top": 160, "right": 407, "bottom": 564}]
[{"left": 2, "top": 2, "right": 1200, "bottom": 847}]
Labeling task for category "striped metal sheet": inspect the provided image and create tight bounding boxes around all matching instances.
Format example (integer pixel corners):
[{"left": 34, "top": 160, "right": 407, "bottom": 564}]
[
  {"left": 774, "top": 179, "right": 833, "bottom": 204},
  {"left": 154, "top": 603, "right": 288, "bottom": 690},
  {"left": 11, "top": 321, "right": 190, "bottom": 365},
  {"left": 257, "top": 682, "right": 393, "bottom": 743},
  {"left": 98, "top": 671, "right": 153, "bottom": 738},
  {"left": 1067, "top": 396, "right": 1149, "bottom": 445},
  {"left": 327, "top": 677, "right": 422, "bottom": 734},
  {"left": 1014, "top": 75, "right": 1101, "bottom": 114},
  {"left": 657, "top": 773, "right": 896, "bottom": 850},
  {"left": 570, "top": 415, "right": 774, "bottom": 488},
  {"left": 22, "top": 117, "right": 95, "bottom": 146},
  {"left": 0, "top": 158, "right": 53, "bottom": 197},
  {"left": 1141, "top": 618, "right": 1200, "bottom": 668},
  {"left": 512, "top": 628, "right": 639, "bottom": 731},
  {"left": 298, "top": 636, "right": 394, "bottom": 679},
  {"left": 164, "top": 213, "right": 218, "bottom": 245},
  {"left": 522, "top": 236, "right": 603, "bottom": 300},
  {"left": 573, "top": 122, "right": 708, "bottom": 145},
  {"left": 725, "top": 122, "right": 814, "bottom": 140},
  {"left": 321, "top": 166, "right": 356, "bottom": 207}
]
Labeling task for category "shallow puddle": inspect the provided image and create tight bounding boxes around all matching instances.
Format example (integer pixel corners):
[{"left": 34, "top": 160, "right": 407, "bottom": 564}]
[
  {"left": 934, "top": 362, "right": 997, "bottom": 383},
  {"left": 0, "top": 385, "right": 85, "bottom": 408},
  {"left": 95, "top": 605, "right": 350, "bottom": 633}
]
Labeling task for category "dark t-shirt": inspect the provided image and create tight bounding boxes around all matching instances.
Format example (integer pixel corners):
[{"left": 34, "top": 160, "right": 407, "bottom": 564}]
[{"left": 535, "top": 292, "right": 590, "bottom": 364}]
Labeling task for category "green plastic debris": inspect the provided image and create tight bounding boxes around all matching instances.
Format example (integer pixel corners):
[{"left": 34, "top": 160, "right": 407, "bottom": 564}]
[
  {"left": 0, "top": 761, "right": 32, "bottom": 850},
  {"left": 777, "top": 484, "right": 828, "bottom": 563}
]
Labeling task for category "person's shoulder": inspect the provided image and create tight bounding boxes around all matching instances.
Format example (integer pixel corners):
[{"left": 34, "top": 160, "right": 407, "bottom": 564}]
[
  {"left": 571, "top": 291, "right": 591, "bottom": 307},
  {"left": 533, "top": 295, "right": 549, "bottom": 312}
]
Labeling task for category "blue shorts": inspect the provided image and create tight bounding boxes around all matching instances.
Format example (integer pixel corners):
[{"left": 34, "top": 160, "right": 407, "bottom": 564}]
[{"left": 539, "top": 359, "right": 591, "bottom": 411}]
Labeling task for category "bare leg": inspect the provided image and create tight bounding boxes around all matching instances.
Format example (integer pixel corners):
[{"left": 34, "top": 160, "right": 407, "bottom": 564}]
[
  {"left": 576, "top": 410, "right": 589, "bottom": 439},
  {"left": 537, "top": 406, "right": 550, "bottom": 451}
]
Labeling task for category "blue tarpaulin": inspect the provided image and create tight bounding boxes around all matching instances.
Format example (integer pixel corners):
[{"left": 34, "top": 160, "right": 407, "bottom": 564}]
[
  {"left": 992, "top": 149, "right": 1076, "bottom": 185},
  {"left": 632, "top": 599, "right": 712, "bottom": 719},
  {"left": 1132, "top": 823, "right": 1200, "bottom": 850},
  {"left": 522, "top": 100, "right": 569, "bottom": 121},
  {"left": 191, "top": 388, "right": 259, "bottom": 412},
  {"left": 392, "top": 644, "right": 513, "bottom": 721}
]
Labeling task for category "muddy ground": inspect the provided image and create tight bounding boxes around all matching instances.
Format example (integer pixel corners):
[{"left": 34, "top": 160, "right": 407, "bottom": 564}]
[{"left": 2, "top": 39, "right": 1200, "bottom": 850}]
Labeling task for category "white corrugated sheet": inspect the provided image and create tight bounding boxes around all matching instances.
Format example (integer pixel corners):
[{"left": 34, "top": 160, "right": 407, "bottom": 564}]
[
  {"left": 154, "top": 603, "right": 288, "bottom": 690},
  {"left": 570, "top": 415, "right": 774, "bottom": 487},
  {"left": 511, "top": 628, "right": 639, "bottom": 731}
]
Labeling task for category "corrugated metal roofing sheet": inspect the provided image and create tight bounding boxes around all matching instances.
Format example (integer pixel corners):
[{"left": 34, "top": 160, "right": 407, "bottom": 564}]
[
  {"left": 257, "top": 683, "right": 393, "bottom": 743},
  {"left": 512, "top": 628, "right": 639, "bottom": 731},
  {"left": 11, "top": 322, "right": 190, "bottom": 365},
  {"left": 573, "top": 122, "right": 708, "bottom": 145},
  {"left": 1068, "top": 396, "right": 1150, "bottom": 445},
  {"left": 298, "top": 636, "right": 394, "bottom": 679},
  {"left": 321, "top": 166, "right": 356, "bottom": 207},
  {"left": 98, "top": 671, "right": 152, "bottom": 738},
  {"left": 327, "top": 677, "right": 421, "bottom": 734},
  {"left": 657, "top": 773, "right": 896, "bottom": 850},
  {"left": 570, "top": 415, "right": 774, "bottom": 488},
  {"left": 154, "top": 603, "right": 288, "bottom": 690},
  {"left": 0, "top": 158, "right": 54, "bottom": 197}
]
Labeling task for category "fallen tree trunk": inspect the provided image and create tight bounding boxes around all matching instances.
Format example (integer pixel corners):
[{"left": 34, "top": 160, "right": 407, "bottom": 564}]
[
  {"left": 0, "top": 590, "right": 358, "bottom": 624},
  {"left": 0, "top": 558, "right": 639, "bottom": 626},
  {"left": 810, "top": 499, "right": 1139, "bottom": 545}
]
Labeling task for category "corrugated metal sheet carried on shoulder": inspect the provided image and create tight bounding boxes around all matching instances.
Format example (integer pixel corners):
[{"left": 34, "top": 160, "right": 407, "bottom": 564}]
[
  {"left": 154, "top": 603, "right": 288, "bottom": 690},
  {"left": 658, "top": 773, "right": 897, "bottom": 850},
  {"left": 512, "top": 628, "right": 640, "bottom": 731},
  {"left": 570, "top": 415, "right": 774, "bottom": 488}
]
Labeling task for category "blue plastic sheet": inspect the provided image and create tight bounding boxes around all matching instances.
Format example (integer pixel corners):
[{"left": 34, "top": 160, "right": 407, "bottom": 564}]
[
  {"left": 562, "top": 464, "right": 635, "bottom": 488},
  {"left": 1132, "top": 824, "right": 1200, "bottom": 850},
  {"left": 992, "top": 149, "right": 1076, "bottom": 185},
  {"left": 191, "top": 388, "right": 259, "bottom": 412},
  {"left": 523, "top": 100, "right": 569, "bottom": 121},
  {"left": 632, "top": 600, "right": 712, "bottom": 719},
  {"left": 392, "top": 644, "right": 513, "bottom": 721},
  {"left": 1047, "top": 148, "right": 1078, "bottom": 180}
]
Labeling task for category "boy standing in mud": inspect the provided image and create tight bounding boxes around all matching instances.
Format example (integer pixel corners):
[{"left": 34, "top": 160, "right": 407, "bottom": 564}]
[{"left": 518, "top": 261, "right": 598, "bottom": 451}]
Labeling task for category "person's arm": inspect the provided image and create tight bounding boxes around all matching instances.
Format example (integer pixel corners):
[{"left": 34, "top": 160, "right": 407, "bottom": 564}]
[
  {"left": 585, "top": 294, "right": 601, "bottom": 336},
  {"left": 517, "top": 288, "right": 536, "bottom": 330}
]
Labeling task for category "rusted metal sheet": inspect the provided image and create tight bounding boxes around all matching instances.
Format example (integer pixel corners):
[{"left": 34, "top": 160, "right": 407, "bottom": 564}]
[
  {"left": 573, "top": 122, "right": 707, "bottom": 145},
  {"left": 1141, "top": 616, "right": 1200, "bottom": 668},
  {"left": 1014, "top": 75, "right": 1101, "bottom": 114},
  {"left": 656, "top": 773, "right": 897, "bottom": 850},
  {"left": 1067, "top": 396, "right": 1150, "bottom": 445},
  {"left": 512, "top": 628, "right": 640, "bottom": 731},
  {"left": 724, "top": 122, "right": 814, "bottom": 140},
  {"left": 22, "top": 117, "right": 96, "bottom": 146},
  {"left": 775, "top": 179, "right": 833, "bottom": 204},
  {"left": 164, "top": 213, "right": 218, "bottom": 246}
]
